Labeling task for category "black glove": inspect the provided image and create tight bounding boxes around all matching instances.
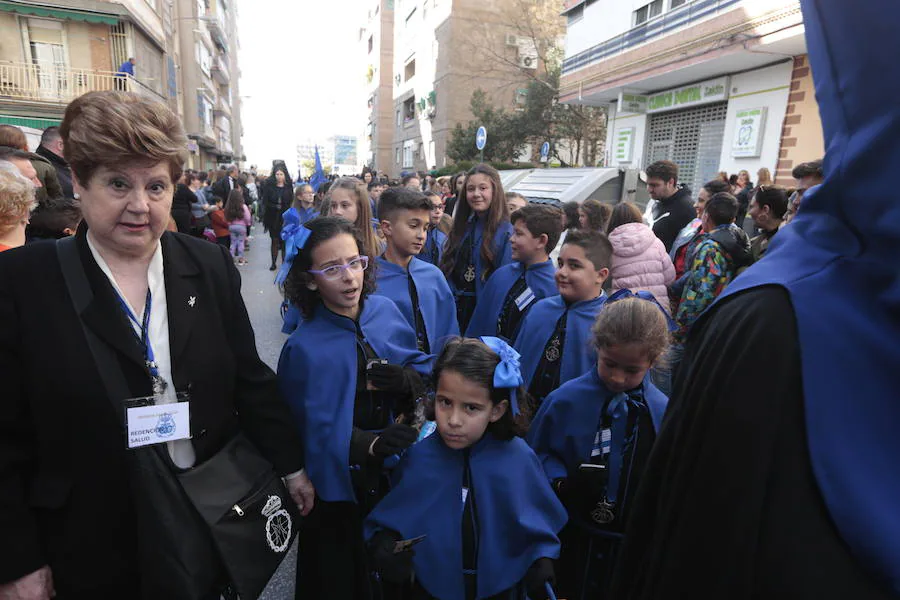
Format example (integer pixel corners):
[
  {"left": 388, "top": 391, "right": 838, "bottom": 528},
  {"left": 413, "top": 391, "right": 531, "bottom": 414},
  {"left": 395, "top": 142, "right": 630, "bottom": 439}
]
[
  {"left": 349, "top": 428, "right": 378, "bottom": 465},
  {"left": 524, "top": 557, "right": 556, "bottom": 600},
  {"left": 370, "top": 530, "right": 414, "bottom": 583},
  {"left": 367, "top": 362, "right": 411, "bottom": 394},
  {"left": 371, "top": 423, "right": 418, "bottom": 458}
]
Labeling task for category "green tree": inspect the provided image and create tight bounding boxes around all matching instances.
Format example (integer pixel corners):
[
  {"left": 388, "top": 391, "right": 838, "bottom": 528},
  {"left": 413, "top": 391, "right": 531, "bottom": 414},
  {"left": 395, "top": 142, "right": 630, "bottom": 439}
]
[{"left": 446, "top": 90, "right": 528, "bottom": 163}]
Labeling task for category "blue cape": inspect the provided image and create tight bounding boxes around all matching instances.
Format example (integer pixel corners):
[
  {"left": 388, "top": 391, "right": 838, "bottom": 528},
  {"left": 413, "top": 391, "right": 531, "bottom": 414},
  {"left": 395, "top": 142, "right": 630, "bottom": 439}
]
[
  {"left": 373, "top": 256, "right": 460, "bottom": 352},
  {"left": 527, "top": 368, "right": 667, "bottom": 482},
  {"left": 364, "top": 434, "right": 567, "bottom": 600},
  {"left": 513, "top": 294, "right": 607, "bottom": 390},
  {"left": 281, "top": 302, "right": 301, "bottom": 334},
  {"left": 419, "top": 227, "right": 447, "bottom": 266},
  {"left": 701, "top": 0, "right": 900, "bottom": 590},
  {"left": 466, "top": 260, "right": 557, "bottom": 340},
  {"left": 447, "top": 216, "right": 514, "bottom": 302},
  {"left": 277, "top": 296, "right": 433, "bottom": 502}
]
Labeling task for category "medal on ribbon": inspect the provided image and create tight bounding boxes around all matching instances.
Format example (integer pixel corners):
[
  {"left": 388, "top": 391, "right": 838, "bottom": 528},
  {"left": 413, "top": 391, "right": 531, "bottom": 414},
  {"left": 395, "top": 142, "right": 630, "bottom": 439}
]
[{"left": 464, "top": 264, "right": 476, "bottom": 283}]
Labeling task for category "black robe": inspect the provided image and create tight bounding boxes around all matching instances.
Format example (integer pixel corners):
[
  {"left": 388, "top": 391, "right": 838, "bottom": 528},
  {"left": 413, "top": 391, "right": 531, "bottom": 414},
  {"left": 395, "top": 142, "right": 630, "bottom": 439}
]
[{"left": 609, "top": 287, "right": 893, "bottom": 599}]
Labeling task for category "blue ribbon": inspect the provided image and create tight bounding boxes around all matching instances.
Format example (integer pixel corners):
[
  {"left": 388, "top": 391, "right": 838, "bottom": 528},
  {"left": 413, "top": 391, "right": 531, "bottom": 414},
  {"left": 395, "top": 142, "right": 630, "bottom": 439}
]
[
  {"left": 605, "top": 392, "right": 629, "bottom": 504},
  {"left": 607, "top": 288, "right": 677, "bottom": 332},
  {"left": 479, "top": 336, "right": 524, "bottom": 415},
  {"left": 275, "top": 224, "right": 312, "bottom": 286}
]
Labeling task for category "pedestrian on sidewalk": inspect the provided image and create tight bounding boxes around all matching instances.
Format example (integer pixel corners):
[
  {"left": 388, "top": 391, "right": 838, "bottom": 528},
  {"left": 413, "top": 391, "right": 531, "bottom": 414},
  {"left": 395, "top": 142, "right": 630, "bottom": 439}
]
[{"left": 225, "top": 188, "right": 251, "bottom": 265}]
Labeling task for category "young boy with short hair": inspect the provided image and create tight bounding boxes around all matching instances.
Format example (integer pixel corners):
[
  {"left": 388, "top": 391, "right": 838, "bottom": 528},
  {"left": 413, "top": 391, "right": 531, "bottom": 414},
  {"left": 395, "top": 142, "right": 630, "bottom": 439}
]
[
  {"left": 374, "top": 187, "right": 459, "bottom": 353},
  {"left": 514, "top": 229, "right": 613, "bottom": 409},
  {"left": 419, "top": 191, "right": 448, "bottom": 266},
  {"left": 467, "top": 204, "right": 563, "bottom": 342}
]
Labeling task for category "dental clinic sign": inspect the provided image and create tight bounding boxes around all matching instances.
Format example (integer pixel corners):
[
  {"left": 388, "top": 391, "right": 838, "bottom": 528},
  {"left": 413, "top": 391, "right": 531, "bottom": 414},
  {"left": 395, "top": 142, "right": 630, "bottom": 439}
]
[
  {"left": 646, "top": 77, "right": 730, "bottom": 114},
  {"left": 731, "top": 107, "right": 768, "bottom": 158}
]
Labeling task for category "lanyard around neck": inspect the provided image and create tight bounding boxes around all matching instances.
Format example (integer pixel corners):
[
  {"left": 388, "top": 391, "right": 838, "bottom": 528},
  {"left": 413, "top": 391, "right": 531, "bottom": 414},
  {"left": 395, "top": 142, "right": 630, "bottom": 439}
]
[{"left": 114, "top": 288, "right": 159, "bottom": 379}]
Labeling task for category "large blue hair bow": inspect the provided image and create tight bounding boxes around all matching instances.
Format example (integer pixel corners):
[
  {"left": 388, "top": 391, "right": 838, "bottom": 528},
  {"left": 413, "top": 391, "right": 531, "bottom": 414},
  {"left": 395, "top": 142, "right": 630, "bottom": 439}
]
[
  {"left": 607, "top": 288, "right": 677, "bottom": 332},
  {"left": 275, "top": 224, "right": 312, "bottom": 286},
  {"left": 479, "top": 336, "right": 524, "bottom": 416}
]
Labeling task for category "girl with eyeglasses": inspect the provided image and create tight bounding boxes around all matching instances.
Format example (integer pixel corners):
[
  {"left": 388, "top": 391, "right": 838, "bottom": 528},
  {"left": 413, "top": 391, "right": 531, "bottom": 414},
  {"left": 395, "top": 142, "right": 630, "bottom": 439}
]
[{"left": 277, "top": 216, "right": 432, "bottom": 600}]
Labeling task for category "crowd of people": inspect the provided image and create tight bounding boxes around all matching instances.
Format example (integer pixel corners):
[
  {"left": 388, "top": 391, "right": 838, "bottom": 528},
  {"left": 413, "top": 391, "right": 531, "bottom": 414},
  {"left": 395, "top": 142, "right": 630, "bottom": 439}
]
[{"left": 0, "top": 1, "right": 893, "bottom": 596}]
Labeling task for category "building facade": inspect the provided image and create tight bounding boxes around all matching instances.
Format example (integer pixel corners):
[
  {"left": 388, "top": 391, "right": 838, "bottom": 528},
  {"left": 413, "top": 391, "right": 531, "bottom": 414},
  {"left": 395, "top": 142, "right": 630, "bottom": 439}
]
[
  {"left": 359, "top": 0, "right": 545, "bottom": 176},
  {"left": 560, "top": 0, "right": 822, "bottom": 190},
  {"left": 0, "top": 0, "right": 243, "bottom": 170},
  {"left": 360, "top": 0, "right": 394, "bottom": 173}
]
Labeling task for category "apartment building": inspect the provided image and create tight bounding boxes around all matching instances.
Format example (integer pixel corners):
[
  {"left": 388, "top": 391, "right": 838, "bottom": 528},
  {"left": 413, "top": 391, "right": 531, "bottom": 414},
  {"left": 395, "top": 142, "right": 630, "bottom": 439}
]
[
  {"left": 360, "top": 0, "right": 394, "bottom": 173},
  {"left": 560, "top": 0, "right": 822, "bottom": 190},
  {"left": 176, "top": 0, "right": 242, "bottom": 171},
  {"left": 0, "top": 0, "right": 243, "bottom": 170},
  {"left": 359, "top": 0, "right": 542, "bottom": 176}
]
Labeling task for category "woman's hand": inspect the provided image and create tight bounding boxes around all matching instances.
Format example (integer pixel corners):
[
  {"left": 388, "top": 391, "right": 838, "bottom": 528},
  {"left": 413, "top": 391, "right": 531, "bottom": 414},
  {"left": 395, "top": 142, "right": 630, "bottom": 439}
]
[
  {"left": 284, "top": 470, "right": 315, "bottom": 516},
  {"left": 0, "top": 565, "right": 55, "bottom": 600}
]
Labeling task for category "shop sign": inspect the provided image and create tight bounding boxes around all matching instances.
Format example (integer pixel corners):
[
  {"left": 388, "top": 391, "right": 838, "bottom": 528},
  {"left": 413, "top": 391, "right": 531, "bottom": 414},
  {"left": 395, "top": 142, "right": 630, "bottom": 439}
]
[
  {"left": 647, "top": 76, "right": 730, "bottom": 114},
  {"left": 617, "top": 92, "right": 648, "bottom": 114},
  {"left": 614, "top": 127, "right": 635, "bottom": 163},
  {"left": 731, "top": 106, "right": 767, "bottom": 158}
]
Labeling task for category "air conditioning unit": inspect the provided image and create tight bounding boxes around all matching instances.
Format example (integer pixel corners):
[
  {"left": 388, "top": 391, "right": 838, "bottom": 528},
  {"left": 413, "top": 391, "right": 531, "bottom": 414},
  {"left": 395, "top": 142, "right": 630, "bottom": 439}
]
[
  {"left": 518, "top": 54, "right": 538, "bottom": 69},
  {"left": 505, "top": 34, "right": 518, "bottom": 46}
]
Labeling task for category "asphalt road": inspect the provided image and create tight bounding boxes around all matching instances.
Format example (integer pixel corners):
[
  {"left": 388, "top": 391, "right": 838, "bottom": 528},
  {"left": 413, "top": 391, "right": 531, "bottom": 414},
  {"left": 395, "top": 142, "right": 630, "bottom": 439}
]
[{"left": 237, "top": 222, "right": 297, "bottom": 599}]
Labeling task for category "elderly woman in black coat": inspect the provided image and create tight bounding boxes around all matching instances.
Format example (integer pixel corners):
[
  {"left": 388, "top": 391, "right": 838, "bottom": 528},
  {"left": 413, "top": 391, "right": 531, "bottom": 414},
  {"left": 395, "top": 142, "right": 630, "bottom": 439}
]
[{"left": 0, "top": 91, "right": 314, "bottom": 599}]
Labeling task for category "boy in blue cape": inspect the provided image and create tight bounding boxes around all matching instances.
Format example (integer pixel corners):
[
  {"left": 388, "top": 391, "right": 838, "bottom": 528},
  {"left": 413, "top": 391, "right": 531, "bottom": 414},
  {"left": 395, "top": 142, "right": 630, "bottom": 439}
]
[
  {"left": 467, "top": 204, "right": 563, "bottom": 342},
  {"left": 373, "top": 187, "right": 459, "bottom": 353},
  {"left": 514, "top": 229, "right": 612, "bottom": 409},
  {"left": 610, "top": 0, "right": 900, "bottom": 597},
  {"left": 365, "top": 337, "right": 567, "bottom": 600},
  {"left": 420, "top": 191, "right": 449, "bottom": 266},
  {"left": 277, "top": 217, "right": 433, "bottom": 600}
]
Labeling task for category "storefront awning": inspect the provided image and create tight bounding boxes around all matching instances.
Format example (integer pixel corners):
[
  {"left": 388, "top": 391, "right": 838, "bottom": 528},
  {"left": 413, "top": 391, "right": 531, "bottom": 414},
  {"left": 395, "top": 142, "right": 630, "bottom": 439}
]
[
  {"left": 0, "top": 115, "right": 61, "bottom": 129},
  {"left": 0, "top": 1, "right": 119, "bottom": 25}
]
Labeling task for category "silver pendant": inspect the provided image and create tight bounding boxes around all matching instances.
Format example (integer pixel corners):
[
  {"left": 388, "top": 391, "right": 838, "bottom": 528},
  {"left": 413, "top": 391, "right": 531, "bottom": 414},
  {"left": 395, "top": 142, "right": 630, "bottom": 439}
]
[
  {"left": 463, "top": 264, "right": 476, "bottom": 283},
  {"left": 591, "top": 500, "right": 616, "bottom": 525},
  {"left": 545, "top": 340, "right": 561, "bottom": 362}
]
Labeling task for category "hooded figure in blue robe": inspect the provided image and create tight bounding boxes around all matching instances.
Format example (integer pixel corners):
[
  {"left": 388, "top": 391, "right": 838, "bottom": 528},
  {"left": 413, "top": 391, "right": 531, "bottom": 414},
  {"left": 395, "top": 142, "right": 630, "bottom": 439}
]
[
  {"left": 513, "top": 294, "right": 607, "bottom": 407},
  {"left": 466, "top": 260, "right": 557, "bottom": 342},
  {"left": 364, "top": 433, "right": 567, "bottom": 600},
  {"left": 609, "top": 1, "right": 900, "bottom": 597},
  {"left": 373, "top": 256, "right": 459, "bottom": 354}
]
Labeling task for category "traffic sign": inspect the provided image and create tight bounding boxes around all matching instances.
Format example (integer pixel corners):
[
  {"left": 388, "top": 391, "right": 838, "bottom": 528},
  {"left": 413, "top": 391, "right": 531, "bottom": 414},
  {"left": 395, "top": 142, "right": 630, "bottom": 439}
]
[
  {"left": 476, "top": 126, "right": 487, "bottom": 151},
  {"left": 540, "top": 142, "right": 550, "bottom": 161}
]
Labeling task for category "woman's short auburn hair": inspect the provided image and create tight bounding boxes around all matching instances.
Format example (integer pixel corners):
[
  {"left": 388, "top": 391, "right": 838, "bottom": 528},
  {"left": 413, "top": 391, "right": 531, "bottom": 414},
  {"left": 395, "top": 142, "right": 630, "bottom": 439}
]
[{"left": 60, "top": 91, "right": 188, "bottom": 186}]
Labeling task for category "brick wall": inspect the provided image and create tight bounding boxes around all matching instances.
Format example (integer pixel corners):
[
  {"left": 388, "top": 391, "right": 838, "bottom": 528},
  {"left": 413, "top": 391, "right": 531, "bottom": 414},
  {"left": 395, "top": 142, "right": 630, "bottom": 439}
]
[{"left": 775, "top": 55, "right": 824, "bottom": 186}]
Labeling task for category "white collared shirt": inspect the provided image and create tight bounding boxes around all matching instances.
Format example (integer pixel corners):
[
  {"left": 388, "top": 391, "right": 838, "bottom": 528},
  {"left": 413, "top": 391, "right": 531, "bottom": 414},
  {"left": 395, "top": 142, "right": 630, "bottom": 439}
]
[{"left": 87, "top": 233, "right": 196, "bottom": 468}]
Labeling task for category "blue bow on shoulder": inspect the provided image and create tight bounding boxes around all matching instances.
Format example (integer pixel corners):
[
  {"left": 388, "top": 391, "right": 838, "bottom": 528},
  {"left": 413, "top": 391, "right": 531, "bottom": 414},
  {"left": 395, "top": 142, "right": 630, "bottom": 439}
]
[
  {"left": 479, "top": 336, "right": 524, "bottom": 415},
  {"left": 275, "top": 225, "right": 312, "bottom": 286},
  {"left": 607, "top": 288, "right": 677, "bottom": 331}
]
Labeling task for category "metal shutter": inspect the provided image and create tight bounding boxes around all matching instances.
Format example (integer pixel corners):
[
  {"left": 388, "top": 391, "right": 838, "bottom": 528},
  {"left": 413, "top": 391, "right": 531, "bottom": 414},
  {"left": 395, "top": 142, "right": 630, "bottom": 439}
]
[{"left": 644, "top": 101, "right": 728, "bottom": 195}]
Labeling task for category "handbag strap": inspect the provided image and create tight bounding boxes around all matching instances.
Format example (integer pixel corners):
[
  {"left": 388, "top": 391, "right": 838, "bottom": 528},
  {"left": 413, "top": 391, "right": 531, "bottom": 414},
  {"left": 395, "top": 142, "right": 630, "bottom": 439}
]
[{"left": 56, "top": 236, "right": 131, "bottom": 422}]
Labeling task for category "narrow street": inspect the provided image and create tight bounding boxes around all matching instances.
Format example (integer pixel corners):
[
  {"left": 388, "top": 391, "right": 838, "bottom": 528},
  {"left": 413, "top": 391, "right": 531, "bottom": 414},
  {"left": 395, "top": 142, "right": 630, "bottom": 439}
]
[{"left": 238, "top": 221, "right": 297, "bottom": 599}]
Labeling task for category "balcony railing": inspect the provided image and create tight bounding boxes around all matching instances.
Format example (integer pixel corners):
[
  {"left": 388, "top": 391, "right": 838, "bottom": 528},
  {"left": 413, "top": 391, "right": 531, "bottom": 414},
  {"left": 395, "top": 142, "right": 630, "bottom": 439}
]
[
  {"left": 211, "top": 55, "right": 230, "bottom": 85},
  {"left": 0, "top": 61, "right": 164, "bottom": 104},
  {"left": 562, "top": 0, "right": 744, "bottom": 75}
]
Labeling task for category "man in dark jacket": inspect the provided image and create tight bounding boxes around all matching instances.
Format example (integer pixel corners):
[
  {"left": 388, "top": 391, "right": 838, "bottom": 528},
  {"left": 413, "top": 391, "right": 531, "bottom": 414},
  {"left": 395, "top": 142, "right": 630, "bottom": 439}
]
[
  {"left": 646, "top": 160, "right": 696, "bottom": 252},
  {"left": 35, "top": 126, "right": 73, "bottom": 200},
  {"left": 212, "top": 164, "right": 238, "bottom": 201}
]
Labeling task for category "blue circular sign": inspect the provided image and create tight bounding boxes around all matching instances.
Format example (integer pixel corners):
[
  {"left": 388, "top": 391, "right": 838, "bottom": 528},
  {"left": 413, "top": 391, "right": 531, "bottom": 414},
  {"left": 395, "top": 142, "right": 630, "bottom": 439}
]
[
  {"left": 540, "top": 142, "right": 550, "bottom": 158},
  {"left": 476, "top": 126, "right": 487, "bottom": 150}
]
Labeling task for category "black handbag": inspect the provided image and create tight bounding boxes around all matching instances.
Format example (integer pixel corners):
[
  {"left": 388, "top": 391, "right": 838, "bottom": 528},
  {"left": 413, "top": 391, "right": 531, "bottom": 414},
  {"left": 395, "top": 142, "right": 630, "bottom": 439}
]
[{"left": 56, "top": 237, "right": 298, "bottom": 599}]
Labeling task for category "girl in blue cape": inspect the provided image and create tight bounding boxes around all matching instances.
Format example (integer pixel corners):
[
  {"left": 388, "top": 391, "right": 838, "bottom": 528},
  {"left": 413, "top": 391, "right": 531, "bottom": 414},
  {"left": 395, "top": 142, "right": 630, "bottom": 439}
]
[
  {"left": 528, "top": 294, "right": 670, "bottom": 598},
  {"left": 514, "top": 229, "right": 613, "bottom": 409},
  {"left": 284, "top": 183, "right": 320, "bottom": 228},
  {"left": 365, "top": 337, "right": 567, "bottom": 600},
  {"left": 277, "top": 216, "right": 432, "bottom": 600},
  {"left": 440, "top": 164, "right": 514, "bottom": 334}
]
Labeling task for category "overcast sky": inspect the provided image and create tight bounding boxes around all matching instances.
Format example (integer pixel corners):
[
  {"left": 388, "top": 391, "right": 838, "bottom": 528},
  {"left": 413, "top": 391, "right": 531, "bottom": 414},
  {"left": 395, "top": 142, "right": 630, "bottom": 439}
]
[{"left": 237, "top": 0, "right": 365, "bottom": 172}]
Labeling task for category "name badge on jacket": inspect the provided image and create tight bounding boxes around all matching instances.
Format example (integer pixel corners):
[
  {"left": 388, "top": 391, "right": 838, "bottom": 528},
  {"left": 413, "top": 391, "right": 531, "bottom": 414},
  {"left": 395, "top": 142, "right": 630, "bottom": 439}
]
[{"left": 125, "top": 398, "right": 191, "bottom": 449}]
